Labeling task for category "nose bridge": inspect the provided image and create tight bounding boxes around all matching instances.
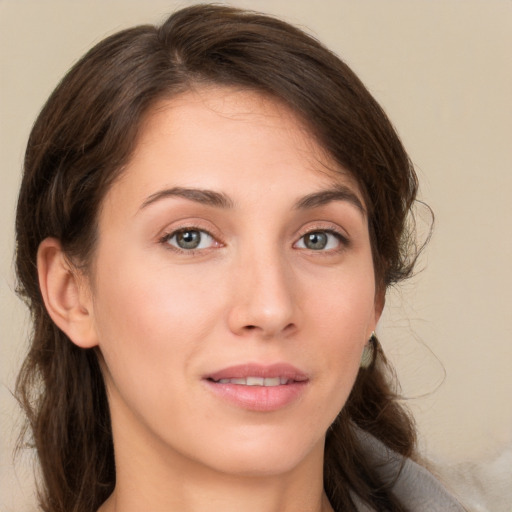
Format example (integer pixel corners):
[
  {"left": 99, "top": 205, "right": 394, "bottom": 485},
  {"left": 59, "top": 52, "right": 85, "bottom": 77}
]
[{"left": 228, "top": 235, "right": 297, "bottom": 338}]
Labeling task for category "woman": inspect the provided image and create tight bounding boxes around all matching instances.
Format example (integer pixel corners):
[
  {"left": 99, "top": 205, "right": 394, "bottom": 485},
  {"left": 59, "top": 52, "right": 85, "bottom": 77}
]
[{"left": 15, "top": 5, "right": 465, "bottom": 512}]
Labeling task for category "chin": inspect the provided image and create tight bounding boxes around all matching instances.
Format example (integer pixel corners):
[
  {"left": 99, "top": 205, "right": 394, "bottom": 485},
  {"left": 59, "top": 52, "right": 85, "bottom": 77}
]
[{"left": 191, "top": 429, "right": 325, "bottom": 478}]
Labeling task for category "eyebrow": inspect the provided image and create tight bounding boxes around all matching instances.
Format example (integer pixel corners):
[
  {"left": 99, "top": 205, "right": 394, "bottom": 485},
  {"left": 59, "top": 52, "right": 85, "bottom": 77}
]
[
  {"left": 139, "top": 184, "right": 365, "bottom": 215},
  {"left": 294, "top": 185, "right": 366, "bottom": 216},
  {"left": 140, "top": 187, "right": 234, "bottom": 210}
]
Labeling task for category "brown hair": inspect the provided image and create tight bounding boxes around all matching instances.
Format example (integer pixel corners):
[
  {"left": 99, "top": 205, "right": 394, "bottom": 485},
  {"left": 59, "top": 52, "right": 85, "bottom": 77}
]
[{"left": 15, "top": 5, "right": 419, "bottom": 512}]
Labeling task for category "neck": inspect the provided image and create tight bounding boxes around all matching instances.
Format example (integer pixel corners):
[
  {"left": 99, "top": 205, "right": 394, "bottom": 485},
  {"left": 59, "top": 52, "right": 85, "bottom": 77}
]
[
  {"left": 100, "top": 467, "right": 333, "bottom": 512},
  {"left": 98, "top": 397, "right": 333, "bottom": 512}
]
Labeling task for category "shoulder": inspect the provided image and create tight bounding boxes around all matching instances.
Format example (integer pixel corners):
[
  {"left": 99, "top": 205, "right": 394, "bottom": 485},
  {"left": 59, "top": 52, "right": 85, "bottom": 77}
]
[{"left": 353, "top": 427, "right": 466, "bottom": 512}]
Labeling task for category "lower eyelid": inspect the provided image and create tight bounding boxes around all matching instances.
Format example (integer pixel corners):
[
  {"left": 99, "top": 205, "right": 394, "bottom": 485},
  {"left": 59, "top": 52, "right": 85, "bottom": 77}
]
[
  {"left": 161, "top": 228, "right": 219, "bottom": 251},
  {"left": 331, "top": 231, "right": 349, "bottom": 246},
  {"left": 295, "top": 230, "right": 348, "bottom": 250},
  {"left": 159, "top": 225, "right": 348, "bottom": 253}
]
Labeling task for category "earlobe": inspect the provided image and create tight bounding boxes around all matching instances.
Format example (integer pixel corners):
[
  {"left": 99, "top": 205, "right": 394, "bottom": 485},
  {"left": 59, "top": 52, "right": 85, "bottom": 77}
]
[{"left": 37, "top": 237, "right": 98, "bottom": 348}]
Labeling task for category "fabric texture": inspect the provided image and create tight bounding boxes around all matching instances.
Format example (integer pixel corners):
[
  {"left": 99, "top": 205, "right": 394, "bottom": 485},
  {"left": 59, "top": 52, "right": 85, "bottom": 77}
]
[{"left": 352, "top": 428, "right": 466, "bottom": 511}]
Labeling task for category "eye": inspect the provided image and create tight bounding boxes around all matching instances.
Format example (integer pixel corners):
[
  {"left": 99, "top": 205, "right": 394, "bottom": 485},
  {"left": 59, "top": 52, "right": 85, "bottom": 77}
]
[
  {"left": 295, "top": 230, "right": 344, "bottom": 251},
  {"left": 163, "top": 228, "right": 216, "bottom": 251}
]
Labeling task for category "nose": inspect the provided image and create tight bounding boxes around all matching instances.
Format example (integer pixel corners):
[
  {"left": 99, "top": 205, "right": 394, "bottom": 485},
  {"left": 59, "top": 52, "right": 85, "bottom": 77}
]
[{"left": 227, "top": 248, "right": 298, "bottom": 340}]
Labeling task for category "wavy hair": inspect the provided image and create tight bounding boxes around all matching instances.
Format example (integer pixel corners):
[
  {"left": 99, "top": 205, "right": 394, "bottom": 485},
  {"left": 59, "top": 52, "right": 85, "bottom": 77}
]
[{"left": 15, "top": 5, "right": 419, "bottom": 511}]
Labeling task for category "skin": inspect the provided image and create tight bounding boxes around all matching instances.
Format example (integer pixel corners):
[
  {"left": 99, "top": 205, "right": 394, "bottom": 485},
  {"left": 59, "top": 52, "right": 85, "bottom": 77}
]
[{"left": 38, "top": 87, "right": 383, "bottom": 512}]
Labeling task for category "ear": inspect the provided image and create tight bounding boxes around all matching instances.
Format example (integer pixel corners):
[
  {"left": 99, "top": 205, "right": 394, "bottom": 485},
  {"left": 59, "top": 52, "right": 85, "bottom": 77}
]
[{"left": 37, "top": 237, "right": 98, "bottom": 348}]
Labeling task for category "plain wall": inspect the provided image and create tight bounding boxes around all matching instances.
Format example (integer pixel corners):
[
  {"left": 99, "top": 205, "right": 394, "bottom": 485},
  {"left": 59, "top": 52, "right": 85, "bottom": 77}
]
[{"left": 1, "top": 1, "right": 511, "bottom": 510}]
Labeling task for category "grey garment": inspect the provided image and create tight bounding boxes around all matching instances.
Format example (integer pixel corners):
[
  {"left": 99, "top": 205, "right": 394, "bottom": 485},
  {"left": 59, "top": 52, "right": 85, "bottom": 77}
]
[{"left": 351, "top": 429, "right": 466, "bottom": 512}]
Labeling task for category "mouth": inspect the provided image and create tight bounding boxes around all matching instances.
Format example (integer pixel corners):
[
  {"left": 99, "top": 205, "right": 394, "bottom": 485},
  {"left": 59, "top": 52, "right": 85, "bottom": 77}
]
[
  {"left": 203, "top": 363, "right": 309, "bottom": 411},
  {"left": 209, "top": 376, "right": 294, "bottom": 386}
]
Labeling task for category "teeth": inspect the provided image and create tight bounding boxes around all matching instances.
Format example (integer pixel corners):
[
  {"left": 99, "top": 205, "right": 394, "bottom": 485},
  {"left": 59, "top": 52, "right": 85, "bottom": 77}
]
[
  {"left": 246, "top": 376, "right": 264, "bottom": 386},
  {"left": 215, "top": 376, "right": 289, "bottom": 386}
]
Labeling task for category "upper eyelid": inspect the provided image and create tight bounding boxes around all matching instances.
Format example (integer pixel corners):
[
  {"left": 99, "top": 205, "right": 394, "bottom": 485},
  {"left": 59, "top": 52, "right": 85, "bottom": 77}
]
[
  {"left": 295, "top": 222, "right": 349, "bottom": 240},
  {"left": 157, "top": 220, "right": 350, "bottom": 247},
  {"left": 160, "top": 227, "right": 220, "bottom": 254},
  {"left": 159, "top": 221, "right": 220, "bottom": 240},
  {"left": 293, "top": 224, "right": 351, "bottom": 252},
  {"left": 295, "top": 229, "right": 347, "bottom": 245},
  {"left": 162, "top": 227, "right": 213, "bottom": 239}
]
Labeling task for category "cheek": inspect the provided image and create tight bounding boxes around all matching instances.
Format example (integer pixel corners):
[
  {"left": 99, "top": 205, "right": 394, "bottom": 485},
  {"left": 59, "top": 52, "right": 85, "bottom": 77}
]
[
  {"left": 302, "top": 267, "right": 376, "bottom": 405},
  {"left": 93, "top": 241, "right": 219, "bottom": 330},
  {"left": 89, "top": 249, "right": 224, "bottom": 396},
  {"left": 305, "top": 265, "right": 376, "bottom": 345}
]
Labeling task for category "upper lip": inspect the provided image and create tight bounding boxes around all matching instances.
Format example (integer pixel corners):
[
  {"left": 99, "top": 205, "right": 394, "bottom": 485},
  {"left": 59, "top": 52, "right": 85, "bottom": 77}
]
[{"left": 205, "top": 363, "right": 309, "bottom": 382}]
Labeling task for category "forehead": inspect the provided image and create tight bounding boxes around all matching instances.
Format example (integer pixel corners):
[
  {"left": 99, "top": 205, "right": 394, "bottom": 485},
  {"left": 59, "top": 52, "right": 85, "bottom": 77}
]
[
  {"left": 107, "top": 86, "right": 364, "bottom": 211},
  {"left": 144, "top": 88, "right": 327, "bottom": 161}
]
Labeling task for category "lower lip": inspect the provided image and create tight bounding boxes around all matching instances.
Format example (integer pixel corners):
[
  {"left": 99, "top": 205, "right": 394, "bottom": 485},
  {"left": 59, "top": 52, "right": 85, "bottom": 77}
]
[{"left": 203, "top": 380, "right": 308, "bottom": 412}]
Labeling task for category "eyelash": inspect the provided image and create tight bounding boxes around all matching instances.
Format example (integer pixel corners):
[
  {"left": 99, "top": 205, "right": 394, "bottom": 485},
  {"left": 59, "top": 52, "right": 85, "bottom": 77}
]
[
  {"left": 159, "top": 225, "right": 221, "bottom": 255},
  {"left": 294, "top": 226, "right": 350, "bottom": 253},
  {"left": 159, "top": 225, "right": 349, "bottom": 255}
]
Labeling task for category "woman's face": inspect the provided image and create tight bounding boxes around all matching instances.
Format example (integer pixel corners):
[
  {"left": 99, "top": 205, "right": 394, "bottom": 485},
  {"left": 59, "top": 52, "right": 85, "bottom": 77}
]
[{"left": 85, "top": 87, "right": 382, "bottom": 478}]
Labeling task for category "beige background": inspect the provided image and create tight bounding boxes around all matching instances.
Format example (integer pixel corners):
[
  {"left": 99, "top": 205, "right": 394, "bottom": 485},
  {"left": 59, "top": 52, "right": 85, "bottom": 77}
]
[{"left": 1, "top": 1, "right": 511, "bottom": 511}]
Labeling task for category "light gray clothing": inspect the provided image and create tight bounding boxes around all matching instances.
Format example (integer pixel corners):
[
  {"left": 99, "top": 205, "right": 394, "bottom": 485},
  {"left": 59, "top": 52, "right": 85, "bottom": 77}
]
[{"left": 352, "top": 429, "right": 466, "bottom": 511}]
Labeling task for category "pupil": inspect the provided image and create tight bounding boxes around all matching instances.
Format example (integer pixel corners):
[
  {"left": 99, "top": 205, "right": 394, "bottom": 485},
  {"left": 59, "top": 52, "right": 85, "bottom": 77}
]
[
  {"left": 177, "top": 230, "right": 201, "bottom": 249},
  {"left": 306, "top": 232, "right": 327, "bottom": 250}
]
